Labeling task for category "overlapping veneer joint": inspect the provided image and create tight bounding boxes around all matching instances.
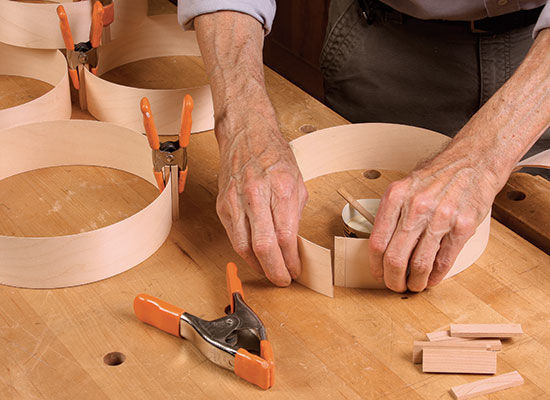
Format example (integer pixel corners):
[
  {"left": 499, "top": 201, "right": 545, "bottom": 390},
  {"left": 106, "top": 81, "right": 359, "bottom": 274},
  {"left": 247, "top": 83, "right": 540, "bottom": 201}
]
[
  {"left": 291, "top": 123, "right": 492, "bottom": 297},
  {"left": 291, "top": 124, "right": 549, "bottom": 297}
]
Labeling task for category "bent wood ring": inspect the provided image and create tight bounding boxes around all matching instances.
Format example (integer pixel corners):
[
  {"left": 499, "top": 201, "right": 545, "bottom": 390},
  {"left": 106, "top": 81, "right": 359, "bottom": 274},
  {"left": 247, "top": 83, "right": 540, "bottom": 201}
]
[
  {"left": 292, "top": 123, "right": 490, "bottom": 297},
  {"left": 0, "top": 0, "right": 148, "bottom": 49},
  {"left": 82, "top": 14, "right": 215, "bottom": 135},
  {"left": 0, "top": 120, "right": 172, "bottom": 289},
  {"left": 292, "top": 124, "right": 549, "bottom": 297},
  {"left": 0, "top": 42, "right": 71, "bottom": 131}
]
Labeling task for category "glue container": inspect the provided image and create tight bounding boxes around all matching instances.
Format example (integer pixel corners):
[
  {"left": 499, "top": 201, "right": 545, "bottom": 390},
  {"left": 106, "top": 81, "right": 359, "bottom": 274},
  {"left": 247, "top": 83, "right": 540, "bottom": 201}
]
[{"left": 341, "top": 199, "right": 380, "bottom": 239}]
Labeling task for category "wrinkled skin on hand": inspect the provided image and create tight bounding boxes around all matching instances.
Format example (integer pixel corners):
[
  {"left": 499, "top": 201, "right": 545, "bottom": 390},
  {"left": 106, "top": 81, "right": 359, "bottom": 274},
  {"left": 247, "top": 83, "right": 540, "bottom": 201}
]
[
  {"left": 195, "top": 11, "right": 308, "bottom": 286},
  {"left": 196, "top": 10, "right": 549, "bottom": 290},
  {"left": 368, "top": 148, "right": 499, "bottom": 293},
  {"left": 368, "top": 28, "right": 550, "bottom": 293},
  {"left": 215, "top": 112, "right": 308, "bottom": 286}
]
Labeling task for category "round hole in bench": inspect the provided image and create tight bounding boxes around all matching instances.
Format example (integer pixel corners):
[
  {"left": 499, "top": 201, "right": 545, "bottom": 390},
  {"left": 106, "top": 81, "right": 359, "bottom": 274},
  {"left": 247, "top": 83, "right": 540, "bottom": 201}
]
[
  {"left": 299, "top": 124, "right": 316, "bottom": 134},
  {"left": 363, "top": 169, "right": 381, "bottom": 179},
  {"left": 506, "top": 190, "right": 526, "bottom": 201},
  {"left": 103, "top": 352, "right": 126, "bottom": 366}
]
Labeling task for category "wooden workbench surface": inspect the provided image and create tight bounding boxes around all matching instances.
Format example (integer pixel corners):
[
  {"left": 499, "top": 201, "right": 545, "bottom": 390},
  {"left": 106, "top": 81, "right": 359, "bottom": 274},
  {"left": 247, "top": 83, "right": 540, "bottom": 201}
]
[{"left": 2, "top": 15, "right": 550, "bottom": 400}]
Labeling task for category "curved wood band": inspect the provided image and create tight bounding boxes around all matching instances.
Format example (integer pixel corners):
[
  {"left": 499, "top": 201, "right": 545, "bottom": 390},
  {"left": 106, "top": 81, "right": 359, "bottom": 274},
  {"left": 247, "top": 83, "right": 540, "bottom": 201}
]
[
  {"left": 291, "top": 123, "right": 492, "bottom": 297},
  {"left": 0, "top": 120, "right": 172, "bottom": 289},
  {"left": 0, "top": 119, "right": 544, "bottom": 292},
  {"left": 83, "top": 15, "right": 215, "bottom": 135},
  {"left": 0, "top": 42, "right": 71, "bottom": 131},
  {"left": 0, "top": 0, "right": 148, "bottom": 49}
]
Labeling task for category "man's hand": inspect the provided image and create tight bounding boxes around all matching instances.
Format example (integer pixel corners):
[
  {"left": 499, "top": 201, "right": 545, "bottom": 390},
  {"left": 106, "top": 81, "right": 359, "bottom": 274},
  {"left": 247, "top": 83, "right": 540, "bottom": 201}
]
[
  {"left": 216, "top": 107, "right": 307, "bottom": 286},
  {"left": 368, "top": 144, "right": 498, "bottom": 292},
  {"left": 369, "top": 28, "right": 550, "bottom": 292},
  {"left": 195, "top": 12, "right": 307, "bottom": 285}
]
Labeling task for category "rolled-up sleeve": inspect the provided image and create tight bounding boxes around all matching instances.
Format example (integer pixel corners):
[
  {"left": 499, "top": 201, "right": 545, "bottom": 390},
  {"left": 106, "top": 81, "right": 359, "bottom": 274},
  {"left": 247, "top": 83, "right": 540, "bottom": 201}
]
[
  {"left": 533, "top": 2, "right": 550, "bottom": 38},
  {"left": 178, "top": 0, "right": 276, "bottom": 34}
]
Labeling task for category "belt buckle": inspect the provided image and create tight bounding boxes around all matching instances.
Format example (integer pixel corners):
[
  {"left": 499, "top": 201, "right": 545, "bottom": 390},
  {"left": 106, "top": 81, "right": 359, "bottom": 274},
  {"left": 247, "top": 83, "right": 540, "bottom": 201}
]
[{"left": 470, "top": 20, "right": 489, "bottom": 34}]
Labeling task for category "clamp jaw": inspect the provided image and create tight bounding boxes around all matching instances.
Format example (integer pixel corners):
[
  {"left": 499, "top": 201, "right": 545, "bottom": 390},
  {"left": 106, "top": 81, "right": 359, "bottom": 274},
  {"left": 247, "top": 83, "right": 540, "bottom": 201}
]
[
  {"left": 57, "top": 1, "right": 104, "bottom": 90},
  {"left": 98, "top": 0, "right": 115, "bottom": 26},
  {"left": 134, "top": 263, "right": 275, "bottom": 390},
  {"left": 140, "top": 96, "right": 193, "bottom": 220}
]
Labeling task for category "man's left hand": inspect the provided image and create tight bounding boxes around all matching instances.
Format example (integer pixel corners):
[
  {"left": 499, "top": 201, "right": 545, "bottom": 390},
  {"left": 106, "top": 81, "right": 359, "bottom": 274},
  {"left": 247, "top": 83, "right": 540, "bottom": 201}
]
[
  {"left": 369, "top": 28, "right": 549, "bottom": 293},
  {"left": 368, "top": 143, "right": 501, "bottom": 292}
]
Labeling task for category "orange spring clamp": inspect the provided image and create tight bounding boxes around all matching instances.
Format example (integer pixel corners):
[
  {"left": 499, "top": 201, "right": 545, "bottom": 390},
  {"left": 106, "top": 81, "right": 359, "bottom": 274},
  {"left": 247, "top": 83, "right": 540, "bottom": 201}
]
[
  {"left": 140, "top": 95, "right": 193, "bottom": 221},
  {"left": 134, "top": 263, "right": 275, "bottom": 390},
  {"left": 56, "top": 1, "right": 104, "bottom": 90},
  {"left": 98, "top": 0, "right": 115, "bottom": 26}
]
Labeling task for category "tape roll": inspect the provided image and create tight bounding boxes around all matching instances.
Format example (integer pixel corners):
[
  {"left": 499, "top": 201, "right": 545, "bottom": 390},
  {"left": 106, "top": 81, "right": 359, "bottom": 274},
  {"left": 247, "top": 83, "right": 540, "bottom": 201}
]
[
  {"left": 0, "top": 42, "right": 71, "bottom": 131},
  {"left": 0, "top": 120, "right": 172, "bottom": 288}
]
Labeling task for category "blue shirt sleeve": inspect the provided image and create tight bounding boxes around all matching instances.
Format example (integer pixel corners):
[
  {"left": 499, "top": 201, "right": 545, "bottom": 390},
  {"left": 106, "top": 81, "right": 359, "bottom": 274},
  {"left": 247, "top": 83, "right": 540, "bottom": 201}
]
[
  {"left": 533, "top": 1, "right": 550, "bottom": 38},
  {"left": 178, "top": 0, "right": 276, "bottom": 34}
]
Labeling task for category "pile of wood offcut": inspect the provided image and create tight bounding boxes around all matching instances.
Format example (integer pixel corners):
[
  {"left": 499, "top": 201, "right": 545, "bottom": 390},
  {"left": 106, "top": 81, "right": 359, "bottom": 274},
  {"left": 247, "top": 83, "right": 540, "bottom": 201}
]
[{"left": 414, "top": 324, "right": 525, "bottom": 399}]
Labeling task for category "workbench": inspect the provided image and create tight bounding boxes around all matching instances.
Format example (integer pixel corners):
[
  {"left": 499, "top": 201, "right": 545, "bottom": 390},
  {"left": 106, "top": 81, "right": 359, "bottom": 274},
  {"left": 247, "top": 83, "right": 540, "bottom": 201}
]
[{"left": 2, "top": 7, "right": 550, "bottom": 400}]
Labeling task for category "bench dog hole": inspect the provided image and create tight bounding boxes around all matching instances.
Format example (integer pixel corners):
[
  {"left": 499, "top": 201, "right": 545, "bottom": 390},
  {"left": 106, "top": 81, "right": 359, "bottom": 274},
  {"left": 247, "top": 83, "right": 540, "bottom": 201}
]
[
  {"left": 299, "top": 124, "right": 316, "bottom": 134},
  {"left": 103, "top": 352, "right": 126, "bottom": 366},
  {"left": 506, "top": 190, "right": 526, "bottom": 201},
  {"left": 363, "top": 169, "right": 381, "bottom": 179}
]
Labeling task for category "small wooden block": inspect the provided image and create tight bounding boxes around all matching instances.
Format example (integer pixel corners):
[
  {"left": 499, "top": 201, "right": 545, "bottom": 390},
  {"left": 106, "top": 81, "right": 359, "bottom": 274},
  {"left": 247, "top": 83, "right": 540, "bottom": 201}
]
[
  {"left": 422, "top": 348, "right": 496, "bottom": 374},
  {"left": 412, "top": 340, "right": 502, "bottom": 364},
  {"left": 450, "top": 324, "right": 523, "bottom": 338},
  {"left": 450, "top": 371, "right": 524, "bottom": 399},
  {"left": 426, "top": 330, "right": 472, "bottom": 342}
]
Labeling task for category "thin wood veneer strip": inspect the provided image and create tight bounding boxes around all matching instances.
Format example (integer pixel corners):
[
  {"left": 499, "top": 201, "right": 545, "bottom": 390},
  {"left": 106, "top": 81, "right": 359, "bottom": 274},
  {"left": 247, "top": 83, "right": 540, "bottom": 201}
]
[
  {"left": 0, "top": 0, "right": 148, "bottom": 49},
  {"left": 84, "top": 15, "right": 215, "bottom": 135},
  {"left": 422, "top": 348, "right": 496, "bottom": 374},
  {"left": 0, "top": 42, "right": 71, "bottom": 130},
  {"left": 0, "top": 120, "right": 172, "bottom": 288},
  {"left": 412, "top": 340, "right": 501, "bottom": 364},
  {"left": 291, "top": 123, "right": 493, "bottom": 296},
  {"left": 450, "top": 324, "right": 523, "bottom": 338},
  {"left": 291, "top": 124, "right": 549, "bottom": 297},
  {"left": 450, "top": 371, "right": 524, "bottom": 400}
]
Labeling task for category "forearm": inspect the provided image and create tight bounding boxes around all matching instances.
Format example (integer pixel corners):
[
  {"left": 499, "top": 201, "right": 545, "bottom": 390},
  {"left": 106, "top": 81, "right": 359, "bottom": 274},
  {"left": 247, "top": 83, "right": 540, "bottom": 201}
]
[
  {"left": 446, "top": 28, "right": 550, "bottom": 188},
  {"left": 194, "top": 13, "right": 307, "bottom": 286},
  {"left": 194, "top": 11, "right": 280, "bottom": 153}
]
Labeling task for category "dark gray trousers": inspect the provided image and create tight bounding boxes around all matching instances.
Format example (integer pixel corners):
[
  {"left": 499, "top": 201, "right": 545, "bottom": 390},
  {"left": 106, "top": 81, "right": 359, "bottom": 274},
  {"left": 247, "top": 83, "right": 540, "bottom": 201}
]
[{"left": 321, "top": 0, "right": 549, "bottom": 161}]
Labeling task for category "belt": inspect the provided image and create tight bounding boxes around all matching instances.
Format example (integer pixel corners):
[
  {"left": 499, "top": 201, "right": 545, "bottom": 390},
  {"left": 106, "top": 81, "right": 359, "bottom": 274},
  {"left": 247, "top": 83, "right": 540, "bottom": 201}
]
[
  {"left": 357, "top": 0, "right": 543, "bottom": 34},
  {"left": 468, "top": 7, "right": 542, "bottom": 33}
]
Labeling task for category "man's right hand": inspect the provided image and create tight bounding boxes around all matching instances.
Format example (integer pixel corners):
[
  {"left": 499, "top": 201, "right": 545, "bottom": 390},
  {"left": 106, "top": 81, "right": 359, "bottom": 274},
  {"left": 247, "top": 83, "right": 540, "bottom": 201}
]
[
  {"left": 215, "top": 107, "right": 308, "bottom": 286},
  {"left": 195, "top": 11, "right": 308, "bottom": 286}
]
